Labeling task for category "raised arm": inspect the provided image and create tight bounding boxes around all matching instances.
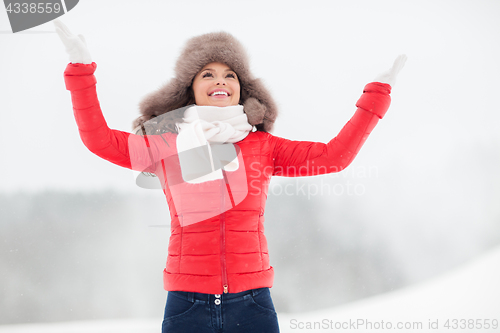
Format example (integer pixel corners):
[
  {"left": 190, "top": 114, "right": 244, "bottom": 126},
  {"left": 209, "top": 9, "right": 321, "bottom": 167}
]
[
  {"left": 271, "top": 55, "right": 407, "bottom": 176},
  {"left": 63, "top": 62, "right": 135, "bottom": 168},
  {"left": 55, "top": 20, "right": 173, "bottom": 172}
]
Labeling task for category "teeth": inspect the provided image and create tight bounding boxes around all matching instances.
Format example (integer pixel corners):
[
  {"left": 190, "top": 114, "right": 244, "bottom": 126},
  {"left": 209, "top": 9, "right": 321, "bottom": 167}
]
[{"left": 211, "top": 91, "right": 228, "bottom": 96}]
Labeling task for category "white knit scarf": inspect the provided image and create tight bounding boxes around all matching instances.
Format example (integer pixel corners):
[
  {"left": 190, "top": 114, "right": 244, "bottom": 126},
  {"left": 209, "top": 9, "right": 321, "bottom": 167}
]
[{"left": 176, "top": 105, "right": 252, "bottom": 183}]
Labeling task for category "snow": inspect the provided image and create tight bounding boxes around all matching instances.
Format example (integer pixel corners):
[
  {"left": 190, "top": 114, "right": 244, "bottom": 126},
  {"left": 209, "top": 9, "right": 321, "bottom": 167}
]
[
  {"left": 1, "top": 246, "right": 499, "bottom": 333},
  {"left": 0, "top": 320, "right": 158, "bottom": 333},
  {"left": 278, "top": 245, "right": 500, "bottom": 332}
]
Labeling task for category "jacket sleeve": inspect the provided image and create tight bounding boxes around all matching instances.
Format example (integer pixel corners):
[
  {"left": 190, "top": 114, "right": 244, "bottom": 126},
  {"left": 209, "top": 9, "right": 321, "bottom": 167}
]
[
  {"left": 63, "top": 62, "right": 173, "bottom": 172},
  {"left": 270, "top": 82, "right": 391, "bottom": 176}
]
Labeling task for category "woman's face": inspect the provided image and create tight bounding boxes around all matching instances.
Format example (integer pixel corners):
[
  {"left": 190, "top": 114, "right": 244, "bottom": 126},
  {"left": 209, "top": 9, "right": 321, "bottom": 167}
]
[{"left": 192, "top": 62, "right": 240, "bottom": 107}]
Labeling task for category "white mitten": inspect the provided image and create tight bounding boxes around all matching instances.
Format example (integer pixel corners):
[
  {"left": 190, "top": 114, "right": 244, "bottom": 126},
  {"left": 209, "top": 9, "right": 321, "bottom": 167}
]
[
  {"left": 374, "top": 54, "right": 407, "bottom": 88},
  {"left": 54, "top": 19, "right": 92, "bottom": 64}
]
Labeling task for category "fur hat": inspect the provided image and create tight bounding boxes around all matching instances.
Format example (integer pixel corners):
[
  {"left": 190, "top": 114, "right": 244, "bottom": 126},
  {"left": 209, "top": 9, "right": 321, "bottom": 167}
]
[{"left": 133, "top": 32, "right": 278, "bottom": 133}]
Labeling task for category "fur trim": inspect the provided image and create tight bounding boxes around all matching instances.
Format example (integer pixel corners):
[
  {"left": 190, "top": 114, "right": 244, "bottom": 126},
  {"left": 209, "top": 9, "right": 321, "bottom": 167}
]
[{"left": 134, "top": 32, "right": 277, "bottom": 133}]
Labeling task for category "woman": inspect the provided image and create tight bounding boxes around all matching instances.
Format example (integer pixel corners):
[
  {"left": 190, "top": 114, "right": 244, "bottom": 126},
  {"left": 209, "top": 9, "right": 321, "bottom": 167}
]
[{"left": 55, "top": 20, "right": 406, "bottom": 333}]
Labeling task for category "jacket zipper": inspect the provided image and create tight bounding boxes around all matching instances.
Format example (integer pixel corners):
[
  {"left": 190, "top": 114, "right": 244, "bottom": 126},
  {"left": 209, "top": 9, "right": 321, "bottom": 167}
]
[
  {"left": 220, "top": 172, "right": 228, "bottom": 293},
  {"left": 221, "top": 210, "right": 228, "bottom": 294}
]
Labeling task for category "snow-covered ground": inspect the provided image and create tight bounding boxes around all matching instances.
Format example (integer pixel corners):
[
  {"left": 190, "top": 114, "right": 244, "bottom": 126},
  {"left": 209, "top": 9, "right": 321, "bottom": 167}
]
[
  {"left": 278, "top": 245, "right": 500, "bottom": 332},
  {"left": 1, "top": 246, "right": 499, "bottom": 333}
]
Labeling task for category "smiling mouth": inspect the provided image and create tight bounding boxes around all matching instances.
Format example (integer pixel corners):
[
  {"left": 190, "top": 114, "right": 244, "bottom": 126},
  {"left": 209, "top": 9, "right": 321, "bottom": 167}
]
[{"left": 209, "top": 90, "right": 230, "bottom": 97}]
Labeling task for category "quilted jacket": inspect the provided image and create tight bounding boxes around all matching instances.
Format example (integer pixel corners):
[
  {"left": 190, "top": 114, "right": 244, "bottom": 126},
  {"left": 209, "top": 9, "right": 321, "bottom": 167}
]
[{"left": 64, "top": 62, "right": 392, "bottom": 294}]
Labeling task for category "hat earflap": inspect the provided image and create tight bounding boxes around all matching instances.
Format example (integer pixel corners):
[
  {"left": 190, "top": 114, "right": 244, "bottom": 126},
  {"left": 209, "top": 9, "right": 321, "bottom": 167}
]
[{"left": 243, "top": 97, "right": 266, "bottom": 126}]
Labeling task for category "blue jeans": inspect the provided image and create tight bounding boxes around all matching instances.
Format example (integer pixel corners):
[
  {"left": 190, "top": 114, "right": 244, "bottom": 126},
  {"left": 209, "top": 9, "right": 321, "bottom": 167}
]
[{"left": 162, "top": 287, "right": 280, "bottom": 332}]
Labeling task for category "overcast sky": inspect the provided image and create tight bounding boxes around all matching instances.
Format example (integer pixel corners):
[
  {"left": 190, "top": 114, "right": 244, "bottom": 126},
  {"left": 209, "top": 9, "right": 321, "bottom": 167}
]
[{"left": 1, "top": 0, "right": 499, "bottom": 193}]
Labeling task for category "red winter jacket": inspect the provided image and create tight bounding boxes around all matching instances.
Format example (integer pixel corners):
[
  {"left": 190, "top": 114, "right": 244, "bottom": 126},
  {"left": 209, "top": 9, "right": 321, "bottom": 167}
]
[{"left": 64, "top": 62, "right": 391, "bottom": 294}]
